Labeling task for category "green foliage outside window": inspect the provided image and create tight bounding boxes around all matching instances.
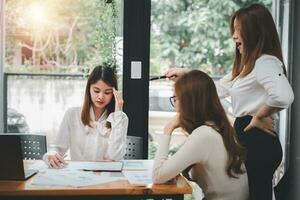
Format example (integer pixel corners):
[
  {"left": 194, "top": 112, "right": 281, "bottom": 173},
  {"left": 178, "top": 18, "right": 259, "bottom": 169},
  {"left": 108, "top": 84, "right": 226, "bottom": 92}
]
[
  {"left": 150, "top": 0, "right": 272, "bottom": 76},
  {"left": 5, "top": 0, "right": 120, "bottom": 73}
]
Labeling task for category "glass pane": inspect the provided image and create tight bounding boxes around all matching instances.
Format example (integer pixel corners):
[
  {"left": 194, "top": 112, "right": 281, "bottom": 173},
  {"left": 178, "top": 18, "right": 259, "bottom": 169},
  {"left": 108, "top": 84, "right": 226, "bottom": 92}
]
[
  {"left": 7, "top": 75, "right": 85, "bottom": 144},
  {"left": 274, "top": 0, "right": 291, "bottom": 183},
  {"left": 5, "top": 0, "right": 123, "bottom": 147}
]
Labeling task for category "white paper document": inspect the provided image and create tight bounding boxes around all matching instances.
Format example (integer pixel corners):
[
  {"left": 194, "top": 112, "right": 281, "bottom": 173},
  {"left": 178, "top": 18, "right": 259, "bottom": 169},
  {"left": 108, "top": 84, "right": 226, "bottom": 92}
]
[
  {"left": 122, "top": 160, "right": 153, "bottom": 170},
  {"left": 28, "top": 161, "right": 123, "bottom": 172},
  {"left": 122, "top": 170, "right": 153, "bottom": 186},
  {"left": 28, "top": 160, "right": 154, "bottom": 187},
  {"left": 27, "top": 160, "right": 48, "bottom": 171},
  {"left": 30, "top": 169, "right": 126, "bottom": 187}
]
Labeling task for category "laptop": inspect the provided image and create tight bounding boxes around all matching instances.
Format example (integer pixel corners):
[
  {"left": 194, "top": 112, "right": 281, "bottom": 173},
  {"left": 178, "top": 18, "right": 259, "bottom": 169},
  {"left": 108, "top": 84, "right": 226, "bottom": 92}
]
[{"left": 0, "top": 134, "right": 38, "bottom": 180}]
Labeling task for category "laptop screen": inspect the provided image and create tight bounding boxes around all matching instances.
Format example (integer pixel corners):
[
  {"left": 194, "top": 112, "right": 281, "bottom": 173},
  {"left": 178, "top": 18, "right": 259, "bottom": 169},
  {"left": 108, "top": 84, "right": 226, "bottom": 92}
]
[{"left": 0, "top": 135, "right": 26, "bottom": 180}]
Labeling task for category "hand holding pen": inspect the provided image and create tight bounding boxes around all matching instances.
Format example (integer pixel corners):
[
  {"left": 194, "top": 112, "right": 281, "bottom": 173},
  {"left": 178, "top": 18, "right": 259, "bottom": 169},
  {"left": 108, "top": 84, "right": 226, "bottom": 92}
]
[
  {"left": 164, "top": 68, "right": 189, "bottom": 82},
  {"left": 150, "top": 68, "right": 189, "bottom": 81},
  {"left": 47, "top": 153, "right": 67, "bottom": 169},
  {"left": 149, "top": 75, "right": 167, "bottom": 81}
]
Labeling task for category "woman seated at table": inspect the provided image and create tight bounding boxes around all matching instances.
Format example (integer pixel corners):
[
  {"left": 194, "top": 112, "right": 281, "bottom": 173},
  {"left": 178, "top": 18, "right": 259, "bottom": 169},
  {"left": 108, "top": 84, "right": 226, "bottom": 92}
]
[
  {"left": 152, "top": 70, "right": 249, "bottom": 200},
  {"left": 43, "top": 65, "right": 128, "bottom": 168}
]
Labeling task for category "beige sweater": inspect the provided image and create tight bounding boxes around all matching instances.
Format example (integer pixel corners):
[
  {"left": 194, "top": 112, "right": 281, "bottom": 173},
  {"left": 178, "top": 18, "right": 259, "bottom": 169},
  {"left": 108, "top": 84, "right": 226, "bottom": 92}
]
[{"left": 152, "top": 125, "right": 249, "bottom": 200}]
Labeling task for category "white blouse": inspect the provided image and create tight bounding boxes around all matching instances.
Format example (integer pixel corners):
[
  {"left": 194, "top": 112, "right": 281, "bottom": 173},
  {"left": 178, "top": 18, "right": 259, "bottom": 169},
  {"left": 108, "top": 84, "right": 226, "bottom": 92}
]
[
  {"left": 153, "top": 126, "right": 249, "bottom": 200},
  {"left": 43, "top": 107, "right": 128, "bottom": 162},
  {"left": 216, "top": 54, "right": 294, "bottom": 117}
]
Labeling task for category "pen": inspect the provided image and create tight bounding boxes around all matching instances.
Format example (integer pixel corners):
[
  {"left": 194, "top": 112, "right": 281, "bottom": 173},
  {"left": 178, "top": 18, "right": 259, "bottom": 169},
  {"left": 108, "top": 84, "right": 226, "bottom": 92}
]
[
  {"left": 149, "top": 75, "right": 167, "bottom": 81},
  {"left": 58, "top": 154, "right": 68, "bottom": 165}
]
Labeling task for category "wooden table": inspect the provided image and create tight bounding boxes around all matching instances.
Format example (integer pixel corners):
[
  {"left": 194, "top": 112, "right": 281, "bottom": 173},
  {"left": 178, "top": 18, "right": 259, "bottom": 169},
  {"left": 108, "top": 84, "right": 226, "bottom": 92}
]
[{"left": 0, "top": 160, "right": 192, "bottom": 200}]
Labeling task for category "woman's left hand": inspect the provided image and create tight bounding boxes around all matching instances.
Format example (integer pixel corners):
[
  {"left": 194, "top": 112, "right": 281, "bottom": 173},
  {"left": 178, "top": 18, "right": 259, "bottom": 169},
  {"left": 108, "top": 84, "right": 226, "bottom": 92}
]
[
  {"left": 113, "top": 88, "right": 124, "bottom": 112},
  {"left": 244, "top": 116, "right": 275, "bottom": 136},
  {"left": 164, "top": 114, "right": 180, "bottom": 135}
]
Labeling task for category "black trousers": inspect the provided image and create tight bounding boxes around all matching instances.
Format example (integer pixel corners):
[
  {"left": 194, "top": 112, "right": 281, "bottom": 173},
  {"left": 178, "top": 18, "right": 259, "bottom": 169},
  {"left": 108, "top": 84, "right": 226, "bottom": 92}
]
[{"left": 234, "top": 116, "right": 283, "bottom": 200}]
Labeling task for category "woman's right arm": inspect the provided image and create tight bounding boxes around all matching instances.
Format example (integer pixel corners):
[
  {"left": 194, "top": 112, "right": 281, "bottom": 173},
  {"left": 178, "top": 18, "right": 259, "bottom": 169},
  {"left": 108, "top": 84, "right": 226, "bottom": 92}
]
[
  {"left": 215, "top": 73, "right": 232, "bottom": 99},
  {"left": 43, "top": 109, "right": 72, "bottom": 168},
  {"left": 165, "top": 68, "right": 232, "bottom": 99},
  {"left": 165, "top": 68, "right": 190, "bottom": 81}
]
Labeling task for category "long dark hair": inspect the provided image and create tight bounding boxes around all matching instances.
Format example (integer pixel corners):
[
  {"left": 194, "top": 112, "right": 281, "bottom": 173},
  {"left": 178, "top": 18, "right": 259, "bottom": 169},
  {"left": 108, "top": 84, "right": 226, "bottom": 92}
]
[
  {"left": 230, "top": 3, "right": 285, "bottom": 80},
  {"left": 175, "top": 70, "right": 246, "bottom": 178},
  {"left": 81, "top": 65, "right": 118, "bottom": 128}
]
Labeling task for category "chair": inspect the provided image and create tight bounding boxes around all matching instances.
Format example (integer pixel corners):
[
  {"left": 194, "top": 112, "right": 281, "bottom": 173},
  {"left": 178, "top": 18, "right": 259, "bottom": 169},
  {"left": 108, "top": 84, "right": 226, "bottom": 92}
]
[
  {"left": 19, "top": 134, "right": 47, "bottom": 160},
  {"left": 124, "top": 136, "right": 143, "bottom": 159}
]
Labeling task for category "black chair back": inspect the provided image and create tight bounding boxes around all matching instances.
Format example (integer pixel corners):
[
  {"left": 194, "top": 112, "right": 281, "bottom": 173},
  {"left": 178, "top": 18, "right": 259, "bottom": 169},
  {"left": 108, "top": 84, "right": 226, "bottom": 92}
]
[
  {"left": 19, "top": 134, "right": 47, "bottom": 160},
  {"left": 124, "top": 136, "right": 143, "bottom": 159}
]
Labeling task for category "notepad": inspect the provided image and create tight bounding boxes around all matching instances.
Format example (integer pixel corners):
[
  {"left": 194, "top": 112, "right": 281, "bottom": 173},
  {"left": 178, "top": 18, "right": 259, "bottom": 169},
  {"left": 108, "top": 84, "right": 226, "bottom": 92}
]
[{"left": 67, "top": 161, "right": 123, "bottom": 172}]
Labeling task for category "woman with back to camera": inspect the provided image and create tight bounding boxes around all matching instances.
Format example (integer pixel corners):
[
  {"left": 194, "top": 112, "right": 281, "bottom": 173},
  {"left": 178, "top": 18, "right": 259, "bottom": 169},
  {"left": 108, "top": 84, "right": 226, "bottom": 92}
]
[
  {"left": 43, "top": 65, "right": 128, "bottom": 168},
  {"left": 153, "top": 70, "right": 249, "bottom": 200},
  {"left": 165, "top": 4, "right": 294, "bottom": 200}
]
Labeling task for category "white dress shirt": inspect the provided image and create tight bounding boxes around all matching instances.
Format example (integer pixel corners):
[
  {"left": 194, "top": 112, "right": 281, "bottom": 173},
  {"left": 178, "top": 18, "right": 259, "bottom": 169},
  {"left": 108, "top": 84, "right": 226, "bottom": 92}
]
[
  {"left": 43, "top": 107, "right": 128, "bottom": 162},
  {"left": 153, "top": 126, "right": 249, "bottom": 200},
  {"left": 216, "top": 54, "right": 294, "bottom": 117}
]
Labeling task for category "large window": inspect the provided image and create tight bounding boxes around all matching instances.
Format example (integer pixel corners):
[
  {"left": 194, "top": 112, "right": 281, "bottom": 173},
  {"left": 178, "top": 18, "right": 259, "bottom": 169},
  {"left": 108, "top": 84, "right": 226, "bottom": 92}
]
[
  {"left": 149, "top": 0, "right": 273, "bottom": 158},
  {"left": 3, "top": 0, "right": 123, "bottom": 147},
  {"left": 149, "top": 0, "right": 294, "bottom": 189}
]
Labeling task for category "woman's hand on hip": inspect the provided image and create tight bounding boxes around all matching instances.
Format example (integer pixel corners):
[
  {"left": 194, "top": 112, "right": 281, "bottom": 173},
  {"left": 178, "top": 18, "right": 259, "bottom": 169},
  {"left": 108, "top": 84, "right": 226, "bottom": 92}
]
[
  {"left": 113, "top": 88, "right": 124, "bottom": 112},
  {"left": 244, "top": 116, "right": 276, "bottom": 136}
]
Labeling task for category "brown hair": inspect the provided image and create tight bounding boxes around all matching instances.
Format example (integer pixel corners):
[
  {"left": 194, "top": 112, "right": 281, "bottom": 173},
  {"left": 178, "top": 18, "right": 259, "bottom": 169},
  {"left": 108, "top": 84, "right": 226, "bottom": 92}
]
[
  {"left": 230, "top": 4, "right": 286, "bottom": 79},
  {"left": 175, "top": 70, "right": 246, "bottom": 178},
  {"left": 81, "top": 65, "right": 118, "bottom": 128}
]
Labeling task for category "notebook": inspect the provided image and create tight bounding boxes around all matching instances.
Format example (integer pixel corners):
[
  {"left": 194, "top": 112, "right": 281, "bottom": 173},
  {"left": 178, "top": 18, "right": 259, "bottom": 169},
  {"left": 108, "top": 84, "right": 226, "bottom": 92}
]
[
  {"left": 67, "top": 161, "right": 124, "bottom": 172},
  {"left": 0, "top": 134, "right": 38, "bottom": 180}
]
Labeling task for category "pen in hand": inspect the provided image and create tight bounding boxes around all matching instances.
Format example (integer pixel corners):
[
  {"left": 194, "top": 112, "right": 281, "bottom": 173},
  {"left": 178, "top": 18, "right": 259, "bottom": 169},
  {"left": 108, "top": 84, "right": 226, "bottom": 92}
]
[
  {"left": 48, "top": 153, "right": 68, "bottom": 168},
  {"left": 149, "top": 75, "right": 167, "bottom": 81},
  {"left": 149, "top": 75, "right": 177, "bottom": 81},
  {"left": 59, "top": 154, "right": 68, "bottom": 167}
]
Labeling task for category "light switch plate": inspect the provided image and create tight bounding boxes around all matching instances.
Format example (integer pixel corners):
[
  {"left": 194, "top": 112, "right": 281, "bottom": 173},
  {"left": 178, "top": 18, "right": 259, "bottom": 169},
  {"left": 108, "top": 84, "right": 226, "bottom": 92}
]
[{"left": 131, "top": 61, "right": 142, "bottom": 79}]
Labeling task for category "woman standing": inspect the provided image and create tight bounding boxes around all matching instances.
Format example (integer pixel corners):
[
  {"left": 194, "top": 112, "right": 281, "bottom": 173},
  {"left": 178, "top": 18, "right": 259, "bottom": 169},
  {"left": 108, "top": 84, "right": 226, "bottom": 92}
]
[{"left": 166, "top": 4, "right": 294, "bottom": 200}]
